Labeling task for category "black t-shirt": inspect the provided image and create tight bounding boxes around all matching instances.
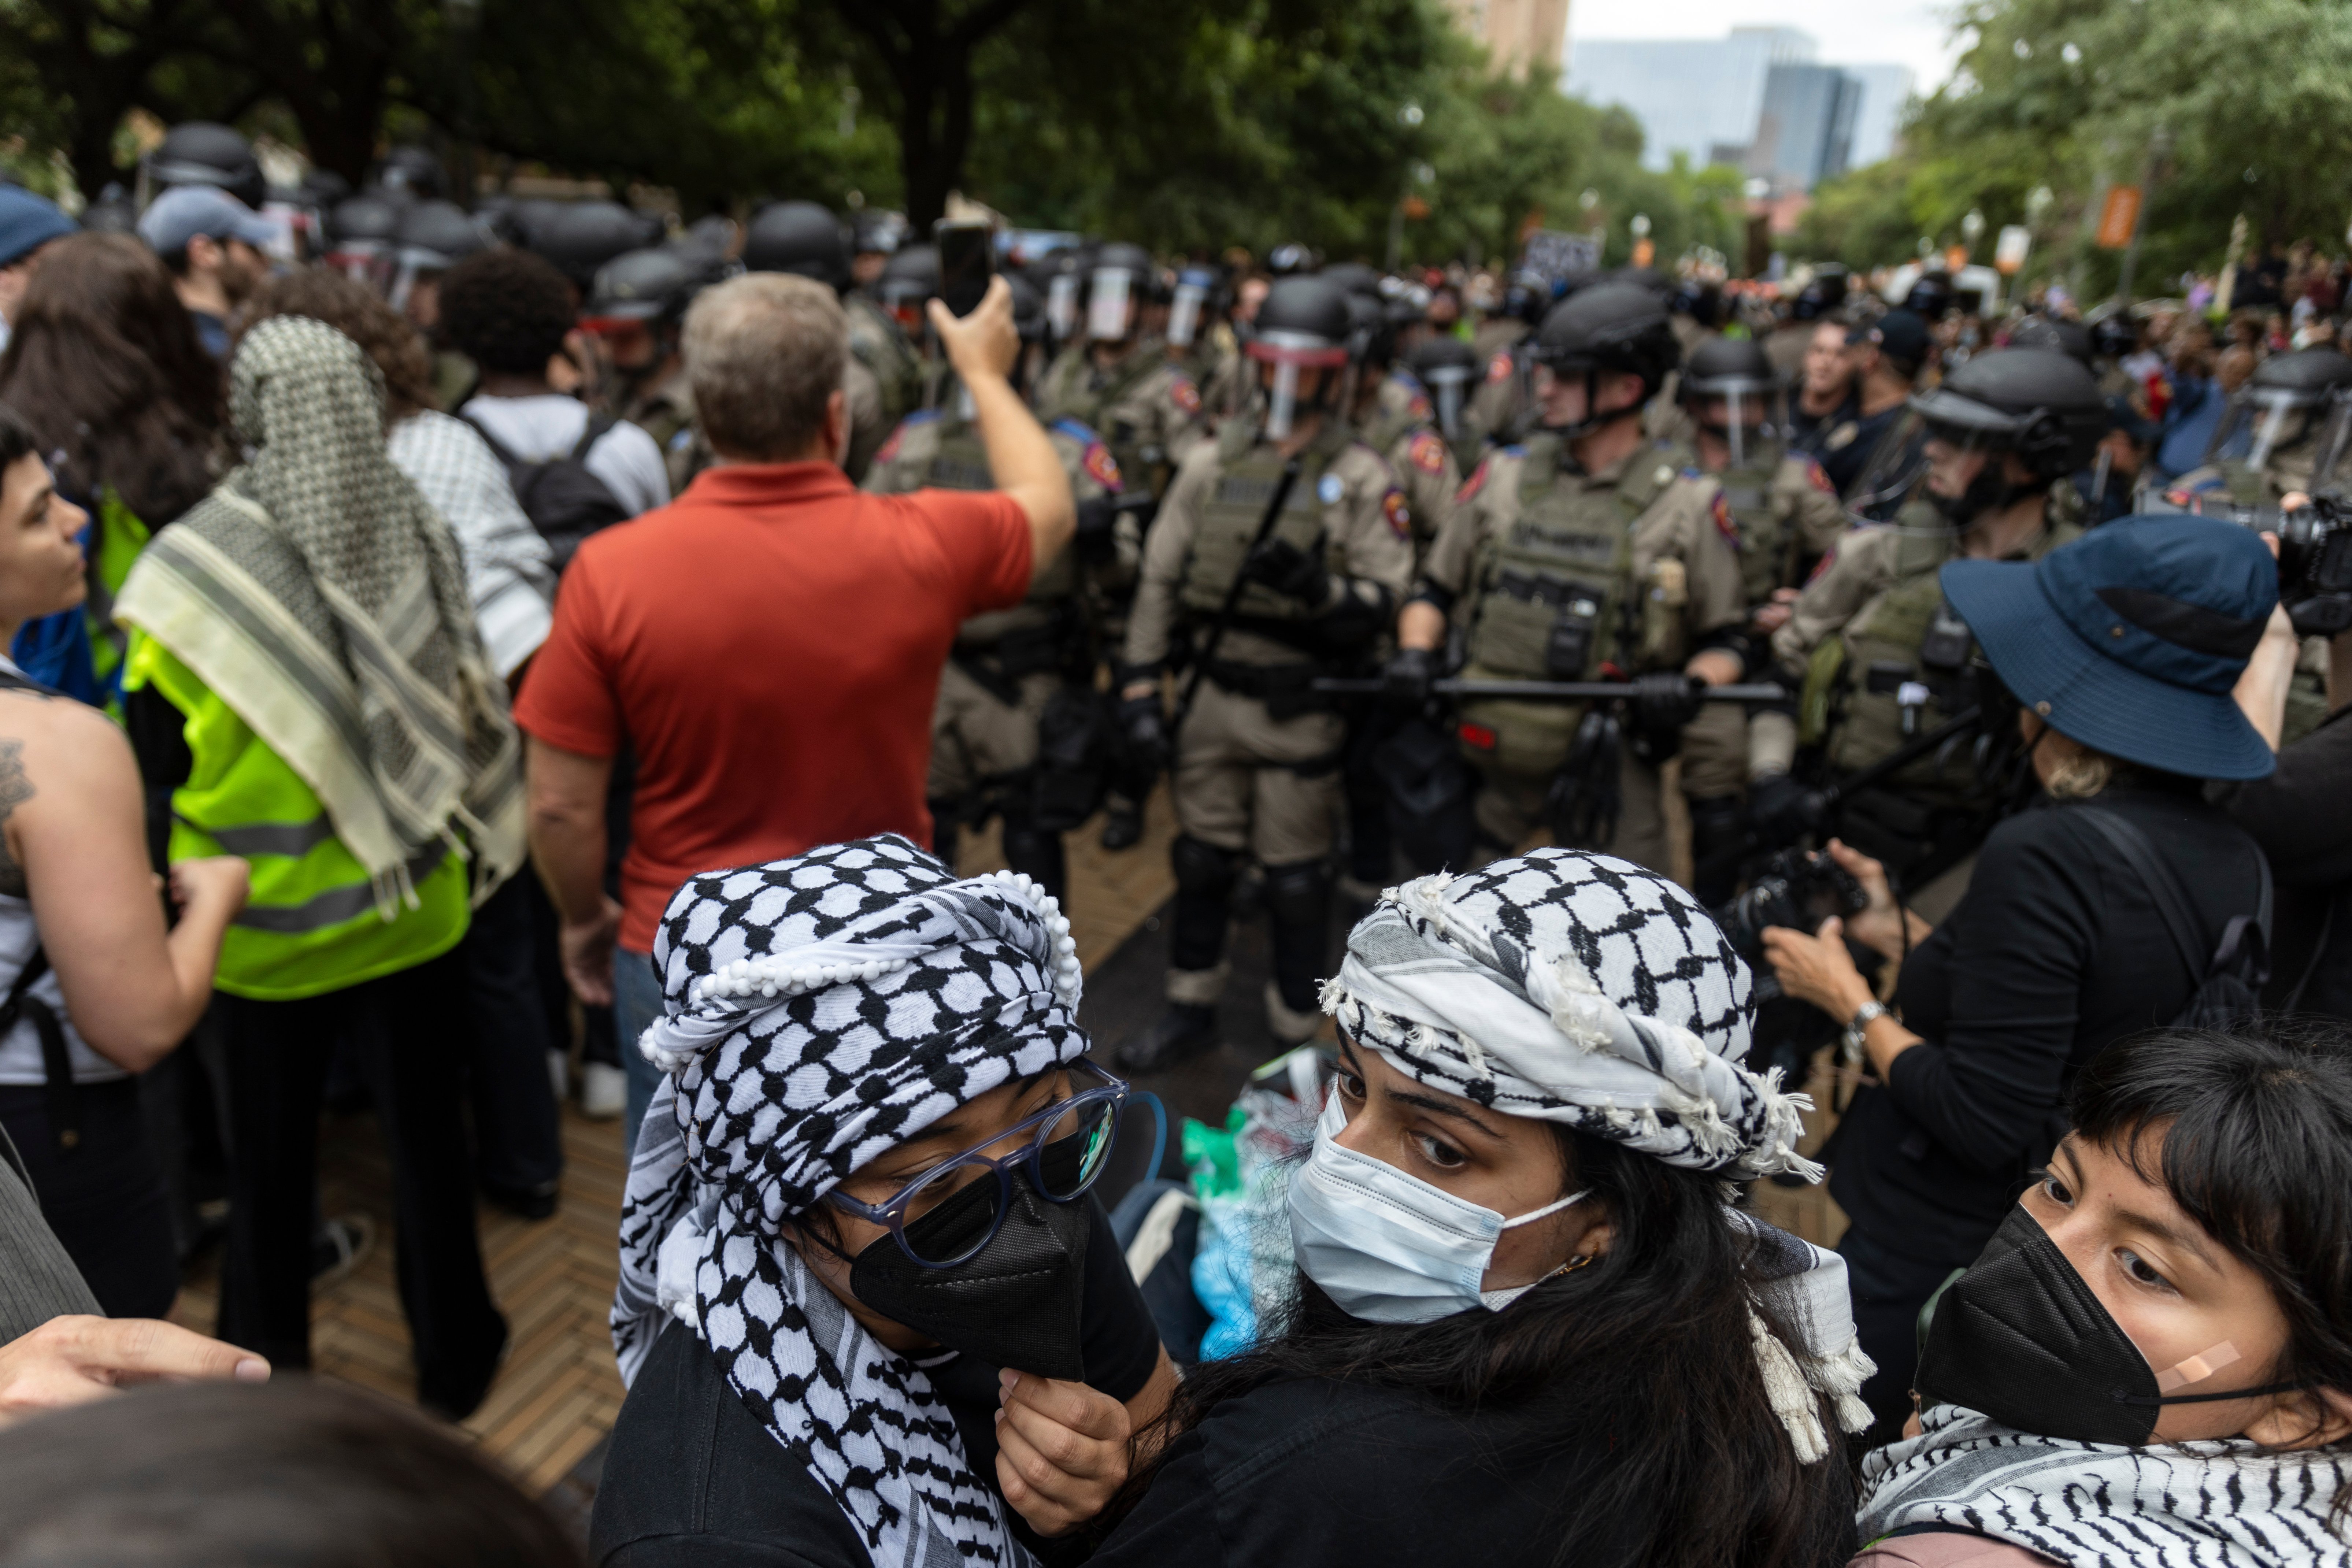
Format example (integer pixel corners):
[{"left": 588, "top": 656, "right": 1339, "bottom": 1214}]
[
  {"left": 2221, "top": 703, "right": 2352, "bottom": 1019},
  {"left": 1830, "top": 783, "right": 2265, "bottom": 1266},
  {"left": 1788, "top": 391, "right": 1859, "bottom": 460},
  {"left": 590, "top": 1197, "right": 1162, "bottom": 1568},
  {"left": 1822, "top": 401, "right": 1909, "bottom": 505}
]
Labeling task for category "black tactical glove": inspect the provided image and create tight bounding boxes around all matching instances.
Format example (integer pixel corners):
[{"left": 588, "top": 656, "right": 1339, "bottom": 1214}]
[
  {"left": 1748, "top": 771, "right": 1828, "bottom": 850},
  {"left": 1074, "top": 495, "right": 1120, "bottom": 564},
  {"left": 1117, "top": 692, "right": 1168, "bottom": 778},
  {"left": 1382, "top": 646, "right": 1438, "bottom": 711},
  {"left": 1241, "top": 537, "right": 1331, "bottom": 606},
  {"left": 1632, "top": 671, "right": 1706, "bottom": 735}
]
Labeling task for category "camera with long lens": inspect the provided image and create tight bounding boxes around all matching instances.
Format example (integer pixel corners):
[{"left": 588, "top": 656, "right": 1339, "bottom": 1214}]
[
  {"left": 2151, "top": 490, "right": 2352, "bottom": 636},
  {"left": 1711, "top": 848, "right": 1873, "bottom": 1085}
]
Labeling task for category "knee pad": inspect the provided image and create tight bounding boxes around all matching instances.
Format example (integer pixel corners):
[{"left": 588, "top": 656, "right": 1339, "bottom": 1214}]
[
  {"left": 1261, "top": 859, "right": 1330, "bottom": 930},
  {"left": 1171, "top": 835, "right": 1241, "bottom": 899}
]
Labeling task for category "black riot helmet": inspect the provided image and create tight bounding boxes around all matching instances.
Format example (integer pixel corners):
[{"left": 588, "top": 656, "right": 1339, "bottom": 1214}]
[
  {"left": 1610, "top": 264, "right": 1674, "bottom": 299},
  {"left": 145, "top": 122, "right": 266, "bottom": 211},
  {"left": 1679, "top": 335, "right": 1786, "bottom": 467},
  {"left": 878, "top": 243, "right": 941, "bottom": 332},
  {"left": 1855, "top": 347, "right": 2104, "bottom": 527},
  {"left": 1408, "top": 334, "right": 1480, "bottom": 442},
  {"left": 1006, "top": 270, "right": 1048, "bottom": 341},
  {"left": 672, "top": 213, "right": 738, "bottom": 264},
  {"left": 1903, "top": 271, "right": 1956, "bottom": 320},
  {"left": 1246, "top": 273, "right": 1353, "bottom": 439},
  {"left": 1527, "top": 281, "right": 1682, "bottom": 437},
  {"left": 1267, "top": 241, "right": 1316, "bottom": 277},
  {"left": 1345, "top": 293, "right": 1394, "bottom": 372},
  {"left": 535, "top": 200, "right": 663, "bottom": 289},
  {"left": 2208, "top": 346, "right": 2352, "bottom": 484},
  {"left": 1320, "top": 261, "right": 1383, "bottom": 301},
  {"left": 850, "top": 210, "right": 905, "bottom": 260},
  {"left": 371, "top": 146, "right": 444, "bottom": 201},
  {"left": 388, "top": 200, "right": 492, "bottom": 314},
  {"left": 584, "top": 245, "right": 714, "bottom": 330},
  {"left": 1085, "top": 241, "right": 1155, "bottom": 342},
  {"left": 1165, "top": 262, "right": 1225, "bottom": 350},
  {"left": 743, "top": 201, "right": 851, "bottom": 291},
  {"left": 79, "top": 183, "right": 137, "bottom": 236},
  {"left": 1790, "top": 266, "right": 1849, "bottom": 322},
  {"left": 1672, "top": 277, "right": 1724, "bottom": 329},
  {"left": 326, "top": 193, "right": 404, "bottom": 291},
  {"left": 2007, "top": 315, "right": 2093, "bottom": 368}
]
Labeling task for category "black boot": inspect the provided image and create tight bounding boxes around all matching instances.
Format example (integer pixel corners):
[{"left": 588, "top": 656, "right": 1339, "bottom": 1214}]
[
  {"left": 1263, "top": 860, "right": 1332, "bottom": 1046},
  {"left": 1100, "top": 796, "right": 1145, "bottom": 851},
  {"left": 1687, "top": 795, "right": 1747, "bottom": 908},
  {"left": 1116, "top": 1001, "right": 1218, "bottom": 1074},
  {"left": 1000, "top": 811, "right": 1068, "bottom": 906}
]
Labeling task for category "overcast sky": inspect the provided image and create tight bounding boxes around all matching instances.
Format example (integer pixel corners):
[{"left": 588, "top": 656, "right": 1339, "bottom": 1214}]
[{"left": 1566, "top": 0, "right": 1967, "bottom": 90}]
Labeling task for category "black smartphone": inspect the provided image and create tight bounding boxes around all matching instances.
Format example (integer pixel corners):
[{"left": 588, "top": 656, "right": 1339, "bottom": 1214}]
[{"left": 936, "top": 219, "right": 994, "bottom": 317}]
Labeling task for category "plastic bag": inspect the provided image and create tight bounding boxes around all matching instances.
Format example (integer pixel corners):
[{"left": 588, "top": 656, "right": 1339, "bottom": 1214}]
[{"left": 1184, "top": 1046, "right": 1325, "bottom": 1360}]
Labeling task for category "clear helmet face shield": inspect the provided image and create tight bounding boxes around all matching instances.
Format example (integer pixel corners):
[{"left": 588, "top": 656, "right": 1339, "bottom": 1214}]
[
  {"left": 1248, "top": 332, "right": 1349, "bottom": 441},
  {"left": 1167, "top": 269, "right": 1214, "bottom": 348},
  {"left": 1045, "top": 273, "right": 1079, "bottom": 341},
  {"left": 1087, "top": 267, "right": 1138, "bottom": 342},
  {"left": 326, "top": 240, "right": 393, "bottom": 297},
  {"left": 1423, "top": 364, "right": 1475, "bottom": 441},
  {"left": 1688, "top": 378, "right": 1786, "bottom": 470},
  {"left": 2207, "top": 386, "right": 2323, "bottom": 483},
  {"left": 387, "top": 246, "right": 452, "bottom": 315},
  {"left": 1844, "top": 407, "right": 1940, "bottom": 523}
]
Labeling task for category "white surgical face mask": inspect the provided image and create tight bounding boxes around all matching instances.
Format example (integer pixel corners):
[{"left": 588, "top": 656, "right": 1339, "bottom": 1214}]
[{"left": 1287, "top": 1090, "right": 1586, "bottom": 1324}]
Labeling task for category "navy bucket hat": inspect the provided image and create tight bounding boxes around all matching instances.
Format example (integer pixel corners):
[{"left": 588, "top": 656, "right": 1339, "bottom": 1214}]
[{"left": 1941, "top": 515, "right": 2279, "bottom": 781}]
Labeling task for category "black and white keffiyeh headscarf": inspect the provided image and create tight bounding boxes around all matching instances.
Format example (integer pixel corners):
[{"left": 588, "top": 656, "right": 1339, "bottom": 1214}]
[
  {"left": 1859, "top": 1404, "right": 2352, "bottom": 1567},
  {"left": 611, "top": 835, "right": 1086, "bottom": 1568},
  {"left": 1321, "top": 850, "right": 1874, "bottom": 1460}
]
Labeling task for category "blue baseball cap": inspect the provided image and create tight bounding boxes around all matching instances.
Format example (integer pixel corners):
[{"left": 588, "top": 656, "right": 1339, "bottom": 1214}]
[
  {"left": 0, "top": 186, "right": 76, "bottom": 269},
  {"left": 1941, "top": 515, "right": 2279, "bottom": 781},
  {"left": 136, "top": 185, "right": 277, "bottom": 258}
]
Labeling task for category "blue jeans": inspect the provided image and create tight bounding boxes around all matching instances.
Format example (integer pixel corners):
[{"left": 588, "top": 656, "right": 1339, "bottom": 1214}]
[{"left": 613, "top": 946, "right": 666, "bottom": 1162}]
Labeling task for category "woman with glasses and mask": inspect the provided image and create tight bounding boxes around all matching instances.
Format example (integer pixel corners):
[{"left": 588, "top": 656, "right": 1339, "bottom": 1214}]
[
  {"left": 1087, "top": 849, "right": 1873, "bottom": 1568},
  {"left": 593, "top": 834, "right": 1174, "bottom": 1567},
  {"left": 1763, "top": 515, "right": 2278, "bottom": 1446}
]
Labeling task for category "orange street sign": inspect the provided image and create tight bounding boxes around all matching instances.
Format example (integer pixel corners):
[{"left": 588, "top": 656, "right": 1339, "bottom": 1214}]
[{"left": 2097, "top": 186, "right": 2143, "bottom": 249}]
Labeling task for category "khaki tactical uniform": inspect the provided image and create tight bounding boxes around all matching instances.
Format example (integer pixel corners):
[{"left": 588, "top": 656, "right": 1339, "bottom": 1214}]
[
  {"left": 1125, "top": 417, "right": 1415, "bottom": 868},
  {"left": 864, "top": 404, "right": 1119, "bottom": 818},
  {"left": 1421, "top": 434, "right": 1741, "bottom": 870},
  {"left": 624, "top": 375, "right": 711, "bottom": 499},
  {"left": 1359, "top": 371, "right": 1462, "bottom": 570},
  {"left": 1034, "top": 339, "right": 1210, "bottom": 503},
  {"left": 1459, "top": 321, "right": 1530, "bottom": 468},
  {"left": 847, "top": 293, "right": 923, "bottom": 430}
]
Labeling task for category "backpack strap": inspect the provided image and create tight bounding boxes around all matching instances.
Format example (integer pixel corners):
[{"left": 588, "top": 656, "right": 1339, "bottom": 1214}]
[
  {"left": 571, "top": 410, "right": 620, "bottom": 464},
  {"left": 458, "top": 408, "right": 526, "bottom": 472},
  {"left": 2075, "top": 805, "right": 2271, "bottom": 989},
  {"left": 0, "top": 946, "right": 79, "bottom": 1156}
]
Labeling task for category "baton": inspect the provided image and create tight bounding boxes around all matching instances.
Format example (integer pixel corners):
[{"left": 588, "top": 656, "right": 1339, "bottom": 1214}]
[
  {"left": 1167, "top": 456, "right": 1304, "bottom": 749},
  {"left": 1311, "top": 678, "right": 1789, "bottom": 703}
]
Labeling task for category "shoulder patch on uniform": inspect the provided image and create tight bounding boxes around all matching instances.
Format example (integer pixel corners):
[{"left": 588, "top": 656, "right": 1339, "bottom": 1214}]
[
  {"left": 1408, "top": 391, "right": 1433, "bottom": 420},
  {"left": 1804, "top": 456, "right": 1836, "bottom": 493},
  {"left": 1806, "top": 544, "right": 1837, "bottom": 584},
  {"left": 1048, "top": 415, "right": 1102, "bottom": 444},
  {"left": 1501, "top": 443, "right": 1527, "bottom": 457},
  {"left": 1382, "top": 488, "right": 1412, "bottom": 539},
  {"left": 1457, "top": 455, "right": 1497, "bottom": 504},
  {"left": 1317, "top": 471, "right": 1345, "bottom": 506},
  {"left": 1408, "top": 431, "right": 1448, "bottom": 475},
  {"left": 1082, "top": 440, "right": 1121, "bottom": 491},
  {"left": 1486, "top": 351, "right": 1514, "bottom": 384},
  {"left": 1710, "top": 489, "right": 1741, "bottom": 548},
  {"left": 902, "top": 408, "right": 943, "bottom": 427},
  {"left": 1170, "top": 375, "right": 1201, "bottom": 415},
  {"left": 1680, "top": 465, "right": 1703, "bottom": 481}
]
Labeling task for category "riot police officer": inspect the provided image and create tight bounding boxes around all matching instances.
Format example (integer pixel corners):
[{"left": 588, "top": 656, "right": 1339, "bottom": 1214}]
[
  {"left": 2166, "top": 346, "right": 2352, "bottom": 506},
  {"left": 580, "top": 245, "right": 730, "bottom": 494},
  {"left": 1458, "top": 268, "right": 1556, "bottom": 457},
  {"left": 1671, "top": 336, "right": 1850, "bottom": 901},
  {"left": 1348, "top": 293, "right": 1460, "bottom": 565},
  {"left": 863, "top": 361, "right": 1123, "bottom": 906},
  {"left": 1386, "top": 282, "right": 1748, "bottom": 881},
  {"left": 531, "top": 200, "right": 662, "bottom": 292},
  {"left": 387, "top": 200, "right": 493, "bottom": 407},
  {"left": 1033, "top": 242, "right": 1210, "bottom": 503},
  {"left": 325, "top": 192, "right": 403, "bottom": 294},
  {"left": 1751, "top": 348, "right": 2104, "bottom": 914},
  {"left": 741, "top": 200, "right": 911, "bottom": 479},
  {"left": 143, "top": 122, "right": 267, "bottom": 211},
  {"left": 1410, "top": 332, "right": 1482, "bottom": 472},
  {"left": 1114, "top": 274, "right": 1415, "bottom": 1069}
]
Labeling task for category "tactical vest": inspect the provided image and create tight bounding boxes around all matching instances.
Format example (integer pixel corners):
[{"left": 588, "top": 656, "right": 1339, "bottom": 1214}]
[
  {"left": 1177, "top": 419, "right": 1345, "bottom": 625},
  {"left": 1813, "top": 511, "right": 2081, "bottom": 804},
  {"left": 916, "top": 415, "right": 1077, "bottom": 646},
  {"left": 1036, "top": 345, "right": 1166, "bottom": 493},
  {"left": 847, "top": 295, "right": 922, "bottom": 426},
  {"left": 1715, "top": 449, "right": 1797, "bottom": 608},
  {"left": 1453, "top": 436, "right": 1674, "bottom": 775},
  {"left": 1360, "top": 374, "right": 1432, "bottom": 456}
]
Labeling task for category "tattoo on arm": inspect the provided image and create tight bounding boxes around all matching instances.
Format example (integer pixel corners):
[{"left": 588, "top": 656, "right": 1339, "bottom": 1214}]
[{"left": 0, "top": 741, "right": 35, "bottom": 899}]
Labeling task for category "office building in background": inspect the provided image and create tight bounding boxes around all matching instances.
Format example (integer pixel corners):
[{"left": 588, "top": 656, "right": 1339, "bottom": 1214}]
[
  {"left": 1445, "top": 0, "right": 1572, "bottom": 79},
  {"left": 1565, "top": 27, "right": 1913, "bottom": 187}
]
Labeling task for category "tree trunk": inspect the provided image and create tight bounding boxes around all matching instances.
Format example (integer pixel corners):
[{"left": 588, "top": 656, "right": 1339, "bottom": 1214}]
[{"left": 836, "top": 0, "right": 1031, "bottom": 229}]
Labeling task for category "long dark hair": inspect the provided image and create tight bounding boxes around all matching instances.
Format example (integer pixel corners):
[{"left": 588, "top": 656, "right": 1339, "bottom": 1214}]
[
  {"left": 1106, "top": 1126, "right": 1856, "bottom": 1568},
  {"left": 0, "top": 231, "right": 222, "bottom": 525},
  {"left": 2072, "top": 1020, "right": 2352, "bottom": 1461}
]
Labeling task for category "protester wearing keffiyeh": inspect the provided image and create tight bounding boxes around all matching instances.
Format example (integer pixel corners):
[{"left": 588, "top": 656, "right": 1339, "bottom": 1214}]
[
  {"left": 1318, "top": 849, "right": 1874, "bottom": 1461},
  {"left": 612, "top": 835, "right": 1087, "bottom": 1568}
]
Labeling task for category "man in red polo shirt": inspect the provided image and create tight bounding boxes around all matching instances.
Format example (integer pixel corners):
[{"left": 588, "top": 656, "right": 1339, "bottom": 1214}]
[{"left": 516, "top": 270, "right": 1073, "bottom": 1147}]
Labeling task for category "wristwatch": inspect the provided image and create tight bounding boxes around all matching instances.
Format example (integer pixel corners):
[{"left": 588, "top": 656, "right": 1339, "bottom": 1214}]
[{"left": 1841, "top": 1000, "right": 1890, "bottom": 1066}]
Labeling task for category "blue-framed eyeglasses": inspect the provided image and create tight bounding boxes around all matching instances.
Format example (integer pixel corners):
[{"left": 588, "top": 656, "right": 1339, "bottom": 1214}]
[{"left": 825, "top": 1059, "right": 1128, "bottom": 1268}]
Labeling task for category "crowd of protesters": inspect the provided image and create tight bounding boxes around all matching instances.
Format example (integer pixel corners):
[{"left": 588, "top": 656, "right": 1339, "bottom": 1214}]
[{"left": 0, "top": 121, "right": 2347, "bottom": 1568}]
